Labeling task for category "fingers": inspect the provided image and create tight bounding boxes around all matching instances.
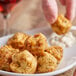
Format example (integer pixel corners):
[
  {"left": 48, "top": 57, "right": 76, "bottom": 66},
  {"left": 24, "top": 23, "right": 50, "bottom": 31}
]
[
  {"left": 65, "top": 0, "right": 76, "bottom": 21},
  {"left": 60, "top": 0, "right": 66, "bottom": 5},
  {"left": 42, "top": 0, "right": 58, "bottom": 24}
]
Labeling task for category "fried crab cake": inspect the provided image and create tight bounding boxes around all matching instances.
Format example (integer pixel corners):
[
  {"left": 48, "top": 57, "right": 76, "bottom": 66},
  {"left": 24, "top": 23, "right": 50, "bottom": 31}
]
[
  {"left": 7, "top": 32, "right": 29, "bottom": 50},
  {"left": 10, "top": 50, "right": 37, "bottom": 74},
  {"left": 37, "top": 52, "right": 57, "bottom": 73},
  {"left": 25, "top": 33, "right": 48, "bottom": 55},
  {"left": 0, "top": 45, "right": 19, "bottom": 71},
  {"left": 45, "top": 46, "right": 63, "bottom": 63},
  {"left": 51, "top": 14, "right": 72, "bottom": 35}
]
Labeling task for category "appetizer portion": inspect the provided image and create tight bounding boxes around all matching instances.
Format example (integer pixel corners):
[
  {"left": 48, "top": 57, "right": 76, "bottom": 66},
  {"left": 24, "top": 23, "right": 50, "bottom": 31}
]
[
  {"left": 7, "top": 32, "right": 29, "bottom": 50},
  {"left": 25, "top": 33, "right": 48, "bottom": 55},
  {"left": 10, "top": 50, "right": 37, "bottom": 74},
  {"left": 0, "top": 32, "right": 63, "bottom": 74},
  {"left": 0, "top": 45, "right": 19, "bottom": 71},
  {"left": 51, "top": 15, "right": 72, "bottom": 35},
  {"left": 45, "top": 46, "right": 63, "bottom": 63},
  {"left": 37, "top": 52, "right": 57, "bottom": 73}
]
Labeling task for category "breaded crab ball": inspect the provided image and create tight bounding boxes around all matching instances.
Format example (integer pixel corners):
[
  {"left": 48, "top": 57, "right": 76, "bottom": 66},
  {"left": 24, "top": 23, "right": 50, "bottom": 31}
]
[
  {"left": 10, "top": 50, "right": 37, "bottom": 74},
  {"left": 0, "top": 45, "right": 19, "bottom": 71},
  {"left": 37, "top": 52, "right": 57, "bottom": 73},
  {"left": 51, "top": 15, "right": 72, "bottom": 35},
  {"left": 45, "top": 46, "right": 63, "bottom": 63},
  {"left": 25, "top": 33, "right": 48, "bottom": 55},
  {"left": 7, "top": 32, "right": 29, "bottom": 50}
]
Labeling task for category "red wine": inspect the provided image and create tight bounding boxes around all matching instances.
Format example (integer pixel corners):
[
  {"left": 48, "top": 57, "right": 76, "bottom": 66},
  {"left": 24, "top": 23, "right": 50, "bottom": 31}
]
[{"left": 0, "top": 0, "right": 21, "bottom": 15}]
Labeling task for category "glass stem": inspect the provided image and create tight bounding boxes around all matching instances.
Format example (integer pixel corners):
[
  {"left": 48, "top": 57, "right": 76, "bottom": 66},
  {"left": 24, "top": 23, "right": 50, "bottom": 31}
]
[
  {"left": 3, "top": 19, "right": 7, "bottom": 35},
  {"left": 3, "top": 14, "right": 11, "bottom": 36}
]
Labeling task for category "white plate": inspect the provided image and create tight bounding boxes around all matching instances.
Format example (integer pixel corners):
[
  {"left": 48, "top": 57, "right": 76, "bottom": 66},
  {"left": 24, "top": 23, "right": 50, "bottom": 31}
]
[{"left": 0, "top": 26, "right": 76, "bottom": 76}]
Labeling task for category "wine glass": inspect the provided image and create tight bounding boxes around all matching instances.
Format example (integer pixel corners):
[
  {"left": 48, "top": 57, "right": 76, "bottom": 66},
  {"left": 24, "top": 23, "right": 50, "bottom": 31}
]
[{"left": 0, "top": 0, "right": 21, "bottom": 36}]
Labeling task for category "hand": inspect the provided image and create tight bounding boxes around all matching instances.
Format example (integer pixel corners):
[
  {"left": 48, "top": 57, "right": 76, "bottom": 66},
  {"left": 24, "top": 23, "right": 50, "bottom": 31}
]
[{"left": 42, "top": 0, "right": 76, "bottom": 24}]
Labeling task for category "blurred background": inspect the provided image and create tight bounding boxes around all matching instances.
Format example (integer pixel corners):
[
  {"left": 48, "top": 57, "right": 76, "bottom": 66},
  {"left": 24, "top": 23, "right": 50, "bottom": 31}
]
[{"left": 0, "top": 0, "right": 76, "bottom": 36}]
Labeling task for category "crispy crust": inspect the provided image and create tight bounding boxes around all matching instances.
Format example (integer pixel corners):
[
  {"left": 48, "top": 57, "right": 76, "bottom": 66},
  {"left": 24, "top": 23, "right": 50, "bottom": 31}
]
[
  {"left": 7, "top": 32, "right": 29, "bottom": 50},
  {"left": 10, "top": 50, "right": 37, "bottom": 74},
  {"left": 45, "top": 46, "right": 63, "bottom": 63},
  {"left": 25, "top": 33, "right": 48, "bottom": 55},
  {"left": 51, "top": 15, "right": 72, "bottom": 35},
  {"left": 37, "top": 52, "right": 57, "bottom": 73},
  {"left": 0, "top": 45, "right": 19, "bottom": 71}
]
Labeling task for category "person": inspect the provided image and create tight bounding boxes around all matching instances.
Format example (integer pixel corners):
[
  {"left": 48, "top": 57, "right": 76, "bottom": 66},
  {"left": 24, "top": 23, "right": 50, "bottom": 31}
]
[{"left": 42, "top": 0, "right": 76, "bottom": 24}]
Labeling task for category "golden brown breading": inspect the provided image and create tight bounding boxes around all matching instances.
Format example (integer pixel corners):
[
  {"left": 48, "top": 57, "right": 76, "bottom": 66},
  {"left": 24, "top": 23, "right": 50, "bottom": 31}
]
[
  {"left": 51, "top": 15, "right": 72, "bottom": 35},
  {"left": 45, "top": 46, "right": 63, "bottom": 63},
  {"left": 0, "top": 45, "right": 19, "bottom": 71},
  {"left": 7, "top": 32, "right": 29, "bottom": 50},
  {"left": 25, "top": 33, "right": 48, "bottom": 55},
  {"left": 10, "top": 50, "right": 37, "bottom": 74},
  {"left": 37, "top": 52, "right": 57, "bottom": 73}
]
